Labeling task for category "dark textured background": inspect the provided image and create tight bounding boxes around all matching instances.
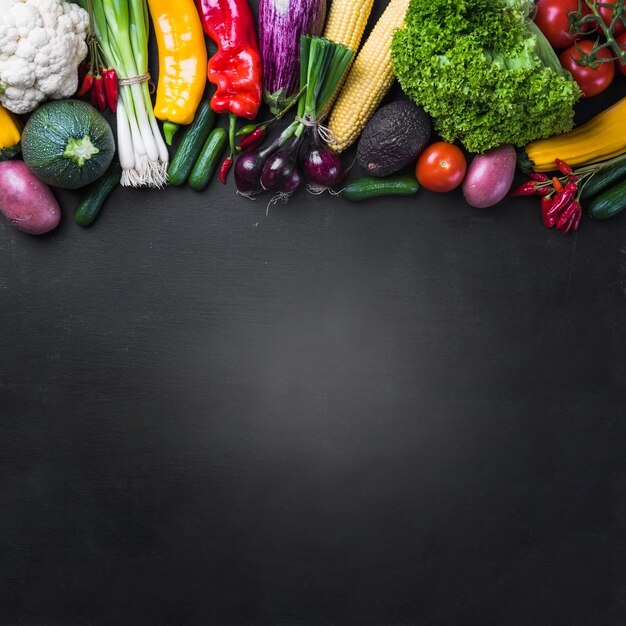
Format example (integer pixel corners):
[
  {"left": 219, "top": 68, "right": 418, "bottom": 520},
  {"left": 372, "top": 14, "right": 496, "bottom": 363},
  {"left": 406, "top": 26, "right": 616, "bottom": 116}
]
[{"left": 1, "top": 1, "right": 625, "bottom": 624}]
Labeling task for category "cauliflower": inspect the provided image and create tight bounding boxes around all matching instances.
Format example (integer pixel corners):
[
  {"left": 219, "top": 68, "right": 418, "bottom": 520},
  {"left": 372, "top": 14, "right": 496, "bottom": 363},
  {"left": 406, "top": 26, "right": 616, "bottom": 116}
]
[{"left": 0, "top": 0, "right": 89, "bottom": 114}]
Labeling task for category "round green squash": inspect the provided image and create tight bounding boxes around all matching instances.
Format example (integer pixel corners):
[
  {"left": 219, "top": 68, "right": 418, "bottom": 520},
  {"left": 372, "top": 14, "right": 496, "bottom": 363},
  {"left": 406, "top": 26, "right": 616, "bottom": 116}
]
[{"left": 21, "top": 100, "right": 115, "bottom": 190}]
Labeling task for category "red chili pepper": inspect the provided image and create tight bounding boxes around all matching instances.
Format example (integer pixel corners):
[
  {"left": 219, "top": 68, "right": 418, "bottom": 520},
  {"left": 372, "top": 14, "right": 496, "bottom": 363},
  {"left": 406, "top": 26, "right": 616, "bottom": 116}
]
[
  {"left": 219, "top": 157, "right": 233, "bottom": 184},
  {"left": 546, "top": 182, "right": 578, "bottom": 220},
  {"left": 527, "top": 171, "right": 549, "bottom": 182},
  {"left": 239, "top": 126, "right": 265, "bottom": 149},
  {"left": 541, "top": 196, "right": 554, "bottom": 227},
  {"left": 572, "top": 203, "right": 582, "bottom": 231},
  {"left": 509, "top": 181, "right": 539, "bottom": 196},
  {"left": 555, "top": 158, "right": 573, "bottom": 175},
  {"left": 103, "top": 68, "right": 118, "bottom": 112},
  {"left": 556, "top": 200, "right": 578, "bottom": 230},
  {"left": 196, "top": 0, "right": 262, "bottom": 121},
  {"left": 568, "top": 174, "right": 581, "bottom": 183},
  {"left": 91, "top": 74, "right": 107, "bottom": 112},
  {"left": 78, "top": 70, "right": 95, "bottom": 97},
  {"left": 552, "top": 177, "right": 564, "bottom": 194}
]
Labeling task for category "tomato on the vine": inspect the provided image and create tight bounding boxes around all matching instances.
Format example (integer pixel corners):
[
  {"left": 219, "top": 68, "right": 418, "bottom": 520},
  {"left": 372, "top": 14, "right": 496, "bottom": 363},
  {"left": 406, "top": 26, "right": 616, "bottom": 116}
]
[
  {"left": 415, "top": 142, "right": 467, "bottom": 193},
  {"left": 616, "top": 31, "right": 626, "bottom": 75},
  {"left": 597, "top": 0, "right": 626, "bottom": 35},
  {"left": 559, "top": 40, "right": 615, "bottom": 97},
  {"left": 534, "top": 0, "right": 588, "bottom": 49}
]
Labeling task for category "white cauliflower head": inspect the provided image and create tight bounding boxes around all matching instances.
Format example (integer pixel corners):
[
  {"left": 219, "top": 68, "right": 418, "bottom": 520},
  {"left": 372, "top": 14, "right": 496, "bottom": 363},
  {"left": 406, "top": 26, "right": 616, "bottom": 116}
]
[{"left": 0, "top": 0, "right": 89, "bottom": 114}]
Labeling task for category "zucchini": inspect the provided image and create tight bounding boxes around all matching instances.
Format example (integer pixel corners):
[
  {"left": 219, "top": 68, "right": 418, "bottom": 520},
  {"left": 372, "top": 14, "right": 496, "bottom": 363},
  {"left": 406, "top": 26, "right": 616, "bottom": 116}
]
[
  {"left": 73, "top": 162, "right": 122, "bottom": 226},
  {"left": 581, "top": 156, "right": 626, "bottom": 200},
  {"left": 588, "top": 177, "right": 626, "bottom": 220},
  {"left": 188, "top": 128, "right": 228, "bottom": 191},
  {"left": 343, "top": 175, "right": 419, "bottom": 201},
  {"left": 167, "top": 101, "right": 217, "bottom": 186}
]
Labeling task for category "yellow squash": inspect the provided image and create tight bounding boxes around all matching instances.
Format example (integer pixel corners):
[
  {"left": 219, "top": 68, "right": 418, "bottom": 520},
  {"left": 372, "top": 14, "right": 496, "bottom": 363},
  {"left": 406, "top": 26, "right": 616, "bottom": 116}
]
[
  {"left": 523, "top": 96, "right": 626, "bottom": 172},
  {"left": 147, "top": 0, "right": 207, "bottom": 144},
  {"left": 0, "top": 104, "right": 21, "bottom": 160}
]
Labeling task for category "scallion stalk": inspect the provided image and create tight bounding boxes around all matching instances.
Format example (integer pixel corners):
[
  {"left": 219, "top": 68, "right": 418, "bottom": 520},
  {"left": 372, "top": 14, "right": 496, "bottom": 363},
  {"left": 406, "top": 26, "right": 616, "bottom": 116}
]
[{"left": 80, "top": 0, "right": 168, "bottom": 187}]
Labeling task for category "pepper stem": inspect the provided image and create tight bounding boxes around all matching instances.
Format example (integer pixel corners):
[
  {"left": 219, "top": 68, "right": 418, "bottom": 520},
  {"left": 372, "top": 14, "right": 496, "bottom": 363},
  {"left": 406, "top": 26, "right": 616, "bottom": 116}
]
[
  {"left": 163, "top": 121, "right": 179, "bottom": 146},
  {"left": 228, "top": 112, "right": 237, "bottom": 158}
]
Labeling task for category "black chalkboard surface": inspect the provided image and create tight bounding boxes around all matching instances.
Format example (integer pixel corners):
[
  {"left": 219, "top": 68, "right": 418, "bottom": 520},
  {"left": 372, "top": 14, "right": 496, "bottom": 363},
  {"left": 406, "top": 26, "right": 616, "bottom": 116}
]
[{"left": 1, "top": 1, "right": 625, "bottom": 624}]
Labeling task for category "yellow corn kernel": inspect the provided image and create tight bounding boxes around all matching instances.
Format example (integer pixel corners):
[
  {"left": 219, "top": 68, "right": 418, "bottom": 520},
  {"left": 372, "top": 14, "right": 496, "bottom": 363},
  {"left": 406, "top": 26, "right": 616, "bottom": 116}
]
[
  {"left": 323, "top": 0, "right": 375, "bottom": 52},
  {"left": 328, "top": 0, "right": 410, "bottom": 153}
]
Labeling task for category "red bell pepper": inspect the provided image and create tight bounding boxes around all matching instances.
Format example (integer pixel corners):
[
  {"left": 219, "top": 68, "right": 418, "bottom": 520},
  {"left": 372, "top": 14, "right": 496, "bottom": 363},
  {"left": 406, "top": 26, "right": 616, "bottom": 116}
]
[{"left": 196, "top": 0, "right": 263, "bottom": 166}]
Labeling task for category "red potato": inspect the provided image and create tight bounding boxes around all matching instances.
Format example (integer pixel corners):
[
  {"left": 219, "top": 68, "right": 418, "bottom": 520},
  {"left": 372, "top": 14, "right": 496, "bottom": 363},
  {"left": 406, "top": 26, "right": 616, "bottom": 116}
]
[
  {"left": 0, "top": 161, "right": 61, "bottom": 235},
  {"left": 462, "top": 144, "right": 517, "bottom": 208}
]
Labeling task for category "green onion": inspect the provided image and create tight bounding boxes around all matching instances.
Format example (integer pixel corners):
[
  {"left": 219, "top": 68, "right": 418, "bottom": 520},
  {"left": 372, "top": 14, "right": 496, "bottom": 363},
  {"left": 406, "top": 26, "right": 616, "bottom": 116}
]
[
  {"left": 80, "top": 0, "right": 168, "bottom": 187},
  {"left": 273, "top": 36, "right": 354, "bottom": 147}
]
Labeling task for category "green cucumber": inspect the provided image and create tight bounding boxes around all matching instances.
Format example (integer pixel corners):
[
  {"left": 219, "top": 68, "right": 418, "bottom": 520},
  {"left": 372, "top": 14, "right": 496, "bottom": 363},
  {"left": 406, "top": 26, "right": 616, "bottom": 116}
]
[
  {"left": 343, "top": 175, "right": 419, "bottom": 201},
  {"left": 581, "top": 156, "right": 626, "bottom": 200},
  {"left": 167, "top": 101, "right": 217, "bottom": 186},
  {"left": 188, "top": 128, "right": 228, "bottom": 191},
  {"left": 588, "top": 178, "right": 626, "bottom": 220},
  {"left": 73, "top": 161, "right": 122, "bottom": 226}
]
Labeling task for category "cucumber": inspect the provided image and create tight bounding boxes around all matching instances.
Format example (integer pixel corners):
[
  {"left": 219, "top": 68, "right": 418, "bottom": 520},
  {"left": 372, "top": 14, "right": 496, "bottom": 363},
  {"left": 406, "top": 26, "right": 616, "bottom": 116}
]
[
  {"left": 188, "top": 128, "right": 228, "bottom": 191},
  {"left": 167, "top": 101, "right": 217, "bottom": 186},
  {"left": 73, "top": 161, "right": 122, "bottom": 226},
  {"left": 581, "top": 156, "right": 626, "bottom": 200},
  {"left": 343, "top": 175, "right": 419, "bottom": 201},
  {"left": 588, "top": 177, "right": 626, "bottom": 220}
]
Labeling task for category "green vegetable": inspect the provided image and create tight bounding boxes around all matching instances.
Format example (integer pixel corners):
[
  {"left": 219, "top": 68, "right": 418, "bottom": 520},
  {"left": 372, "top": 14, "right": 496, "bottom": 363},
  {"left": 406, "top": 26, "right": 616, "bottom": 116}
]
[
  {"left": 391, "top": 0, "right": 582, "bottom": 153},
  {"left": 343, "top": 175, "right": 419, "bottom": 201},
  {"left": 188, "top": 128, "right": 228, "bottom": 191},
  {"left": 588, "top": 178, "right": 626, "bottom": 220},
  {"left": 78, "top": 0, "right": 169, "bottom": 187},
  {"left": 21, "top": 99, "right": 115, "bottom": 190},
  {"left": 581, "top": 156, "right": 626, "bottom": 200},
  {"left": 167, "top": 101, "right": 217, "bottom": 186},
  {"left": 73, "top": 162, "right": 122, "bottom": 227}
]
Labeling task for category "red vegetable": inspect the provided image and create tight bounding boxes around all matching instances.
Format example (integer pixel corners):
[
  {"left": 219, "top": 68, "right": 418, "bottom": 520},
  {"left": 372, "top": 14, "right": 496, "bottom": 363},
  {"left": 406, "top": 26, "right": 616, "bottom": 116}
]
[
  {"left": 91, "top": 74, "right": 107, "bottom": 112},
  {"left": 555, "top": 158, "right": 572, "bottom": 175},
  {"left": 195, "top": 0, "right": 262, "bottom": 121},
  {"left": 239, "top": 126, "right": 266, "bottom": 150},
  {"left": 533, "top": 0, "right": 588, "bottom": 48},
  {"left": 415, "top": 142, "right": 466, "bottom": 193},
  {"left": 509, "top": 180, "right": 541, "bottom": 196},
  {"left": 541, "top": 196, "right": 554, "bottom": 227},
  {"left": 219, "top": 157, "right": 233, "bottom": 184},
  {"left": 77, "top": 70, "right": 94, "bottom": 97},
  {"left": 546, "top": 182, "right": 578, "bottom": 219},
  {"left": 103, "top": 69, "right": 118, "bottom": 112},
  {"left": 559, "top": 40, "right": 615, "bottom": 98}
]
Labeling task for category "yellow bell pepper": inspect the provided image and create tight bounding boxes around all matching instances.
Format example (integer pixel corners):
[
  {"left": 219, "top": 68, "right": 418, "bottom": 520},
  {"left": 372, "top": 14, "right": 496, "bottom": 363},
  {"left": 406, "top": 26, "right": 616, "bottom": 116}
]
[
  {"left": 0, "top": 104, "right": 21, "bottom": 160},
  {"left": 147, "top": 0, "right": 208, "bottom": 145}
]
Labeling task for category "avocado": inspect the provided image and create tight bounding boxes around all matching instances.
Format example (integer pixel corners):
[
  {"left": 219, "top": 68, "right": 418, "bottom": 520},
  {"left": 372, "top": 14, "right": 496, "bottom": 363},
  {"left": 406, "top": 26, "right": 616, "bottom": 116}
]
[{"left": 357, "top": 100, "right": 432, "bottom": 177}]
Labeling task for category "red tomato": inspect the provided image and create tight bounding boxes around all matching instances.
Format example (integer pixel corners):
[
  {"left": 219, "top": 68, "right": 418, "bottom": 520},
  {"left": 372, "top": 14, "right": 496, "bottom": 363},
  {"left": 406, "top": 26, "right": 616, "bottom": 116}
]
[
  {"left": 416, "top": 142, "right": 467, "bottom": 193},
  {"left": 534, "top": 0, "right": 587, "bottom": 48},
  {"left": 597, "top": 0, "right": 626, "bottom": 35},
  {"left": 559, "top": 40, "right": 615, "bottom": 97},
  {"left": 616, "top": 31, "right": 626, "bottom": 75}
]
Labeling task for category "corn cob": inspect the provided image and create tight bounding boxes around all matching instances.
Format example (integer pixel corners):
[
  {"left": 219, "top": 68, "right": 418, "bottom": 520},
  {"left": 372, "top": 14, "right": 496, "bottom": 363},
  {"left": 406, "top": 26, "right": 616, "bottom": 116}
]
[
  {"left": 322, "top": 0, "right": 375, "bottom": 112},
  {"left": 323, "top": 0, "right": 375, "bottom": 52},
  {"left": 328, "top": 0, "right": 410, "bottom": 153}
]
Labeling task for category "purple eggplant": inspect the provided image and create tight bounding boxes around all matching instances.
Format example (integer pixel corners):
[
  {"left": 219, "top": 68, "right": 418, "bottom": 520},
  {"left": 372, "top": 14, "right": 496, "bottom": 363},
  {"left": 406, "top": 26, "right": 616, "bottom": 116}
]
[{"left": 259, "top": 0, "right": 327, "bottom": 114}]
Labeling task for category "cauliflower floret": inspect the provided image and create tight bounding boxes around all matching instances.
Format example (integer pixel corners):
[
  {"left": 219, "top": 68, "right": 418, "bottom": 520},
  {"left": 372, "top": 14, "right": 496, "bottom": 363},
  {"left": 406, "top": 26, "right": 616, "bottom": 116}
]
[{"left": 0, "top": 0, "right": 89, "bottom": 114}]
